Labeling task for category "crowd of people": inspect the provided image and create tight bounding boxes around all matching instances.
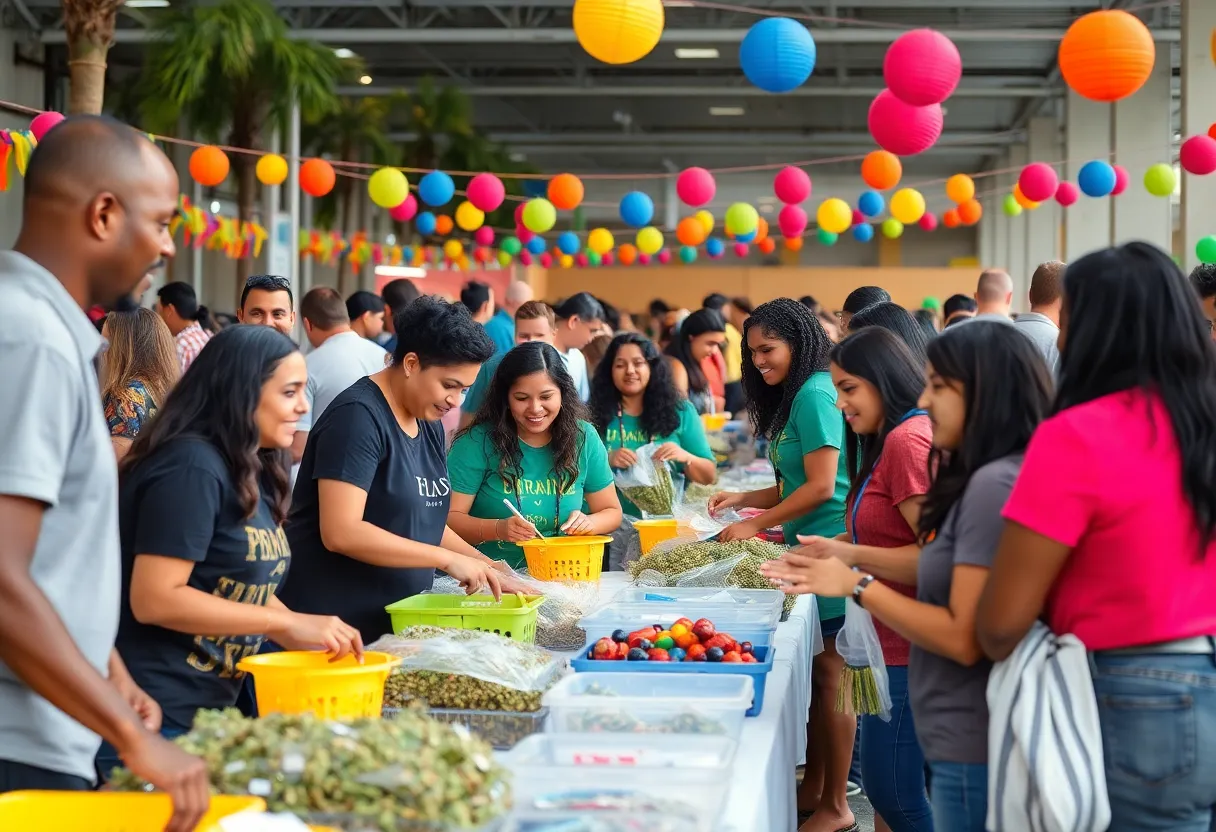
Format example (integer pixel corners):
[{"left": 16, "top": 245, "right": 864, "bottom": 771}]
[{"left": 3, "top": 115, "right": 1216, "bottom": 832}]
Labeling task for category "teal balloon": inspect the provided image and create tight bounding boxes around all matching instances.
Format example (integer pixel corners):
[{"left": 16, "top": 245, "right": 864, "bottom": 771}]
[
  {"left": 679, "top": 245, "right": 697, "bottom": 263},
  {"left": 817, "top": 228, "right": 838, "bottom": 246}
]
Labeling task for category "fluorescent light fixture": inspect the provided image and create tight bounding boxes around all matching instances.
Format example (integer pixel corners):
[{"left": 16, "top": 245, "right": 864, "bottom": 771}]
[
  {"left": 209, "top": 200, "right": 221, "bottom": 213},
  {"left": 709, "top": 106, "right": 745, "bottom": 117},
  {"left": 509, "top": 151, "right": 527, "bottom": 162},
  {"left": 375, "top": 265, "right": 428, "bottom": 279},
  {"left": 759, "top": 204, "right": 774, "bottom": 214},
  {"left": 385, "top": 233, "right": 397, "bottom": 246},
  {"left": 675, "top": 48, "right": 719, "bottom": 59},
  {"left": 359, "top": 74, "right": 373, "bottom": 85},
  {"left": 333, "top": 48, "right": 357, "bottom": 59},
  {"left": 125, "top": 0, "right": 170, "bottom": 7}
]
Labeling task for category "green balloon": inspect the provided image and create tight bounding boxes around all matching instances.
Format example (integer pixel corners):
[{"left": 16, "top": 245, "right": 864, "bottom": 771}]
[
  {"left": 1003, "top": 194, "right": 1023, "bottom": 216},
  {"left": 587, "top": 250, "right": 602, "bottom": 266},
  {"left": 501, "top": 236, "right": 522, "bottom": 255},
  {"left": 882, "top": 218, "right": 904, "bottom": 239},
  {"left": 497, "top": 250, "right": 513, "bottom": 267},
  {"left": 679, "top": 245, "right": 697, "bottom": 263},
  {"left": 922, "top": 296, "right": 941, "bottom": 311},
  {"left": 1197, "top": 235, "right": 1216, "bottom": 265},
  {"left": 1144, "top": 163, "right": 1176, "bottom": 198},
  {"left": 817, "top": 228, "right": 838, "bottom": 246}
]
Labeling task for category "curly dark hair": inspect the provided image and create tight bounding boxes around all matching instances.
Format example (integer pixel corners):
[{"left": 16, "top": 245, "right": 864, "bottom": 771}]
[
  {"left": 742, "top": 298, "right": 833, "bottom": 441},
  {"left": 460, "top": 341, "right": 590, "bottom": 494},
  {"left": 589, "top": 333, "right": 682, "bottom": 441}
]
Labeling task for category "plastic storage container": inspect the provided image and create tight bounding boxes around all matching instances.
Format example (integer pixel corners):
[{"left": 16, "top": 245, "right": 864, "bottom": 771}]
[
  {"left": 543, "top": 672, "right": 753, "bottom": 741},
  {"left": 236, "top": 650, "right": 400, "bottom": 719},
  {"left": 384, "top": 705, "right": 547, "bottom": 750},
  {"left": 0, "top": 792, "right": 265, "bottom": 831},
  {"left": 578, "top": 587, "right": 783, "bottom": 651},
  {"left": 504, "top": 733, "right": 736, "bottom": 832},
  {"left": 496, "top": 809, "right": 702, "bottom": 831},
  {"left": 385, "top": 593, "right": 544, "bottom": 643},
  {"left": 517, "top": 535, "right": 611, "bottom": 582}
]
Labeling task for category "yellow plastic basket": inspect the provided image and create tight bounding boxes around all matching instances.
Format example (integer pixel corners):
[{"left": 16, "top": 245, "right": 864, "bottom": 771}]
[
  {"left": 237, "top": 650, "right": 401, "bottom": 719},
  {"left": 632, "top": 518, "right": 696, "bottom": 555},
  {"left": 517, "top": 535, "right": 611, "bottom": 581},
  {"left": 700, "top": 413, "right": 729, "bottom": 431},
  {"left": 0, "top": 792, "right": 265, "bottom": 831}
]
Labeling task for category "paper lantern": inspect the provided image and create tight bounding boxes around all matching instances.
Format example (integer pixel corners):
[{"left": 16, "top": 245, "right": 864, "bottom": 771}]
[
  {"left": 575, "top": 253, "right": 590, "bottom": 268},
  {"left": 1210, "top": 123, "right": 1216, "bottom": 141},
  {"left": 705, "top": 237, "right": 725, "bottom": 258},
  {"left": 1144, "top": 163, "right": 1176, "bottom": 197},
  {"left": 657, "top": 249, "right": 672, "bottom": 265},
  {"left": 1055, "top": 182, "right": 1079, "bottom": 207},
  {"left": 539, "top": 252, "right": 553, "bottom": 268},
  {"left": 190, "top": 145, "right": 230, "bottom": 187},
  {"left": 957, "top": 199, "right": 982, "bottom": 225},
  {"left": 861, "top": 150, "right": 902, "bottom": 190},
  {"left": 695, "top": 210, "right": 715, "bottom": 235},
  {"left": 944, "top": 174, "right": 974, "bottom": 204},
  {"left": 868, "top": 90, "right": 943, "bottom": 156},
  {"left": 733, "top": 243, "right": 750, "bottom": 258},
  {"left": 620, "top": 191, "right": 654, "bottom": 227},
  {"left": 297, "top": 158, "right": 333, "bottom": 197},
  {"left": 557, "top": 231, "right": 580, "bottom": 256},
  {"left": 817, "top": 229, "right": 838, "bottom": 246},
  {"left": 918, "top": 212, "right": 938, "bottom": 232},
  {"left": 454, "top": 201, "right": 484, "bottom": 232},
  {"left": 255, "top": 154, "right": 288, "bottom": 186},
  {"left": 474, "top": 247, "right": 492, "bottom": 265},
  {"left": 443, "top": 239, "right": 463, "bottom": 260},
  {"left": 466, "top": 172, "right": 506, "bottom": 212},
  {"left": 418, "top": 170, "right": 455, "bottom": 206},
  {"left": 588, "top": 227, "right": 615, "bottom": 255},
  {"left": 677, "top": 167, "right": 716, "bottom": 207},
  {"left": 415, "top": 211, "right": 437, "bottom": 236},
  {"left": 498, "top": 250, "right": 513, "bottom": 267},
  {"left": 618, "top": 243, "right": 638, "bottom": 265},
  {"left": 725, "top": 203, "right": 760, "bottom": 236},
  {"left": 883, "top": 29, "right": 962, "bottom": 106},
  {"left": 890, "top": 188, "right": 926, "bottom": 224},
  {"left": 369, "top": 167, "right": 409, "bottom": 209},
  {"left": 755, "top": 217, "right": 770, "bottom": 242},
  {"left": 638, "top": 253, "right": 651, "bottom": 265},
  {"left": 502, "top": 236, "right": 523, "bottom": 256},
  {"left": 435, "top": 215, "right": 453, "bottom": 236},
  {"left": 1003, "top": 194, "right": 1024, "bottom": 216},
  {"left": 679, "top": 245, "right": 698, "bottom": 264},
  {"left": 474, "top": 226, "right": 495, "bottom": 247},
  {"left": 1058, "top": 10, "right": 1155, "bottom": 103},
  {"left": 1018, "top": 163, "right": 1059, "bottom": 203},
  {"left": 390, "top": 194, "right": 418, "bottom": 223},
  {"left": 1012, "top": 183, "right": 1040, "bottom": 210},
  {"left": 852, "top": 209, "right": 866, "bottom": 227},
  {"left": 573, "top": 0, "right": 664, "bottom": 65},
  {"left": 29, "top": 111, "right": 64, "bottom": 141},
  {"left": 1077, "top": 160, "right": 1116, "bottom": 197},
  {"left": 778, "top": 204, "right": 808, "bottom": 238},
  {"left": 784, "top": 236, "right": 804, "bottom": 252},
  {"left": 676, "top": 216, "right": 708, "bottom": 247},
  {"left": 853, "top": 223, "right": 874, "bottom": 243},
  {"left": 858, "top": 190, "right": 885, "bottom": 217},
  {"left": 526, "top": 235, "right": 547, "bottom": 255},
  {"left": 590, "top": 251, "right": 606, "bottom": 267},
  {"left": 602, "top": 252, "right": 615, "bottom": 266},
  {"left": 757, "top": 238, "right": 777, "bottom": 255},
  {"left": 942, "top": 208, "right": 961, "bottom": 228},
  {"left": 739, "top": 17, "right": 816, "bottom": 93},
  {"left": 522, "top": 198, "right": 557, "bottom": 233},
  {"left": 637, "top": 226, "right": 664, "bottom": 255},
  {"left": 1197, "top": 235, "right": 1216, "bottom": 265},
  {"left": 817, "top": 198, "right": 852, "bottom": 235},
  {"left": 1180, "top": 135, "right": 1216, "bottom": 176},
  {"left": 519, "top": 251, "right": 534, "bottom": 267},
  {"left": 1111, "top": 164, "right": 1130, "bottom": 195},
  {"left": 548, "top": 173, "right": 584, "bottom": 211},
  {"left": 881, "top": 218, "right": 904, "bottom": 239},
  {"left": 774, "top": 166, "right": 812, "bottom": 204},
  {"left": 561, "top": 254, "right": 574, "bottom": 269}
]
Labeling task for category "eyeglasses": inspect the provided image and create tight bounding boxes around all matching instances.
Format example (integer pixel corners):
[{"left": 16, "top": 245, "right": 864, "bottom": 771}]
[{"left": 245, "top": 275, "right": 291, "bottom": 290}]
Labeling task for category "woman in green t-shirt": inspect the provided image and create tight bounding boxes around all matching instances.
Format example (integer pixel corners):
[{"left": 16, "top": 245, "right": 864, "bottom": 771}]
[{"left": 448, "top": 342, "right": 623, "bottom": 570}]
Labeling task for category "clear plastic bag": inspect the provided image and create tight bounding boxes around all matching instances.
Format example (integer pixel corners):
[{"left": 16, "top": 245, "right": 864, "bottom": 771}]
[
  {"left": 614, "top": 442, "right": 682, "bottom": 517},
  {"left": 626, "top": 538, "right": 798, "bottom": 617},
  {"left": 367, "top": 629, "right": 562, "bottom": 693},
  {"left": 835, "top": 598, "right": 892, "bottom": 721}
]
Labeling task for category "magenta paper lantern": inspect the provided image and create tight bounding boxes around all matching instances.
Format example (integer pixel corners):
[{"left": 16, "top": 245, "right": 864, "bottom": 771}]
[
  {"left": 657, "top": 249, "right": 672, "bottom": 264},
  {"left": 868, "top": 90, "right": 943, "bottom": 156},
  {"left": 676, "top": 167, "right": 717, "bottom": 207},
  {"left": 467, "top": 173, "right": 506, "bottom": 212},
  {"left": 30, "top": 111, "right": 65, "bottom": 142},
  {"left": 1180, "top": 135, "right": 1216, "bottom": 176},
  {"left": 778, "top": 204, "right": 808, "bottom": 237},
  {"left": 514, "top": 203, "right": 526, "bottom": 225},
  {"left": 883, "top": 29, "right": 962, "bottom": 107},
  {"left": 519, "top": 251, "right": 533, "bottom": 266},
  {"left": 539, "top": 252, "right": 553, "bottom": 268},
  {"left": 733, "top": 242, "right": 749, "bottom": 258},
  {"left": 1018, "top": 163, "right": 1059, "bottom": 203},
  {"left": 389, "top": 194, "right": 418, "bottom": 222},
  {"left": 1111, "top": 164, "right": 1130, "bottom": 196},
  {"left": 474, "top": 226, "right": 495, "bottom": 246},
  {"left": 517, "top": 228, "right": 536, "bottom": 245},
  {"left": 639, "top": 252, "right": 652, "bottom": 265},
  {"left": 1055, "top": 181, "right": 1080, "bottom": 207},
  {"left": 918, "top": 212, "right": 938, "bottom": 232},
  {"left": 575, "top": 253, "right": 589, "bottom": 267},
  {"left": 851, "top": 209, "right": 866, "bottom": 226},
  {"left": 602, "top": 252, "right": 615, "bottom": 266},
  {"left": 773, "top": 166, "right": 812, "bottom": 204}
]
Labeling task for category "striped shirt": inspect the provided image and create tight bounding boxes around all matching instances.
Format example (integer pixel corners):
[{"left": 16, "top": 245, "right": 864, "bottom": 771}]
[{"left": 175, "top": 322, "right": 211, "bottom": 373}]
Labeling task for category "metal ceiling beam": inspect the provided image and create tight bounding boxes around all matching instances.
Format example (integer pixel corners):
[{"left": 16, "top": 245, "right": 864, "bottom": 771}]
[
  {"left": 387, "top": 129, "right": 1018, "bottom": 146},
  {"left": 498, "top": 143, "right": 1008, "bottom": 156},
  {"left": 341, "top": 82, "right": 1054, "bottom": 98}
]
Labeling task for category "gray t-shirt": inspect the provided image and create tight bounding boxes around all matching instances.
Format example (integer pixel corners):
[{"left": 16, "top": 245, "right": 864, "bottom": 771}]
[
  {"left": 0, "top": 251, "right": 121, "bottom": 780},
  {"left": 908, "top": 454, "right": 1021, "bottom": 764},
  {"left": 1013, "top": 312, "right": 1060, "bottom": 376},
  {"left": 297, "top": 330, "right": 388, "bottom": 433}
]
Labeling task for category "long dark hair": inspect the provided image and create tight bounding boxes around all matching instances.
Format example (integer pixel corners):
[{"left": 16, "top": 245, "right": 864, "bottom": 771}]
[
  {"left": 665, "top": 308, "right": 725, "bottom": 394},
  {"left": 462, "top": 341, "right": 590, "bottom": 494},
  {"left": 742, "top": 298, "right": 833, "bottom": 440},
  {"left": 917, "top": 322, "right": 1053, "bottom": 544},
  {"left": 1057, "top": 242, "right": 1216, "bottom": 548},
  {"left": 830, "top": 327, "right": 926, "bottom": 507},
  {"left": 848, "top": 301, "right": 930, "bottom": 362},
  {"left": 589, "top": 333, "right": 682, "bottom": 440},
  {"left": 121, "top": 325, "right": 297, "bottom": 524}
]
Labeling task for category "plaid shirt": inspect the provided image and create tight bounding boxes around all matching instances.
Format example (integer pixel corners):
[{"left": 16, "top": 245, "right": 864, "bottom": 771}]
[{"left": 175, "top": 322, "right": 211, "bottom": 373}]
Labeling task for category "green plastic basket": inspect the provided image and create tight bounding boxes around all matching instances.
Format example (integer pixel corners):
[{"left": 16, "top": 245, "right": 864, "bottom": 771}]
[{"left": 385, "top": 594, "right": 544, "bottom": 643}]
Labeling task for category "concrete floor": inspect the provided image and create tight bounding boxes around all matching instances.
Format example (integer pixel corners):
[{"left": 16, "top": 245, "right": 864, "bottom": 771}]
[{"left": 848, "top": 792, "right": 877, "bottom": 831}]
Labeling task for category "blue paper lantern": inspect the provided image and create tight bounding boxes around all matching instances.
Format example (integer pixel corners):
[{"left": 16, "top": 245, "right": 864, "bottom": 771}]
[
  {"left": 418, "top": 170, "right": 455, "bottom": 206},
  {"left": 852, "top": 223, "right": 875, "bottom": 242},
  {"left": 705, "top": 237, "right": 725, "bottom": 258},
  {"left": 858, "top": 191, "right": 885, "bottom": 217},
  {"left": 402, "top": 245, "right": 414, "bottom": 262},
  {"left": 557, "top": 231, "right": 581, "bottom": 255},
  {"left": 415, "top": 211, "right": 437, "bottom": 236},
  {"left": 619, "top": 191, "right": 655, "bottom": 228},
  {"left": 736, "top": 230, "right": 757, "bottom": 244},
  {"left": 739, "top": 17, "right": 816, "bottom": 94},
  {"left": 679, "top": 245, "right": 697, "bottom": 264},
  {"left": 525, "top": 235, "right": 547, "bottom": 255},
  {"left": 1077, "top": 160, "right": 1116, "bottom": 198}
]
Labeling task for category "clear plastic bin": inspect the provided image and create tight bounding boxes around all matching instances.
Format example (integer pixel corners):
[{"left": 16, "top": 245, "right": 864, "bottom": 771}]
[
  {"left": 543, "top": 672, "right": 753, "bottom": 741},
  {"left": 503, "top": 734, "right": 736, "bottom": 832},
  {"left": 578, "top": 587, "right": 782, "bottom": 649},
  {"left": 383, "top": 705, "right": 547, "bottom": 750},
  {"left": 496, "top": 809, "right": 702, "bottom": 831}
]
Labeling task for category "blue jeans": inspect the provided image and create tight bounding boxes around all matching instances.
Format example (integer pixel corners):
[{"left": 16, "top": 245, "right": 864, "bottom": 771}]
[
  {"left": 1091, "top": 651, "right": 1216, "bottom": 831},
  {"left": 928, "top": 761, "right": 987, "bottom": 832},
  {"left": 860, "top": 665, "right": 934, "bottom": 832}
]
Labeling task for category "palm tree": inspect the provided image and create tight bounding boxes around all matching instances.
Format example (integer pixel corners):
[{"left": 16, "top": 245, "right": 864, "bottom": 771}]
[
  {"left": 61, "top": 0, "right": 127, "bottom": 115},
  {"left": 140, "top": 0, "right": 341, "bottom": 289}
]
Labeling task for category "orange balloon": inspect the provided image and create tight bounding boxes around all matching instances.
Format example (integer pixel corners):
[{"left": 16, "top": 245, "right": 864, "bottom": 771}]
[
  {"left": 957, "top": 199, "right": 983, "bottom": 225},
  {"left": 676, "top": 216, "right": 708, "bottom": 247},
  {"left": 1058, "top": 9, "right": 1155, "bottom": 103},
  {"left": 1012, "top": 183, "right": 1040, "bottom": 210},
  {"left": 757, "top": 237, "right": 776, "bottom": 255},
  {"left": 300, "top": 158, "right": 335, "bottom": 197},
  {"left": 617, "top": 243, "right": 638, "bottom": 265},
  {"left": 547, "top": 173, "right": 585, "bottom": 211},
  {"left": 189, "top": 145, "right": 230, "bottom": 187},
  {"left": 755, "top": 216, "right": 770, "bottom": 242},
  {"left": 942, "top": 208, "right": 962, "bottom": 228},
  {"left": 435, "top": 215, "right": 454, "bottom": 235},
  {"left": 783, "top": 236, "right": 804, "bottom": 252},
  {"left": 861, "top": 150, "right": 902, "bottom": 191},
  {"left": 944, "top": 174, "right": 975, "bottom": 204}
]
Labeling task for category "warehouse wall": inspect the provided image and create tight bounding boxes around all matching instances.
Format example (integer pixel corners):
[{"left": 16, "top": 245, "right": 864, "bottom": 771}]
[{"left": 0, "top": 25, "right": 43, "bottom": 249}]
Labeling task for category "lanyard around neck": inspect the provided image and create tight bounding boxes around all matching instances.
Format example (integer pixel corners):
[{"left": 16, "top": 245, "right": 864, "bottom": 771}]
[
  {"left": 511, "top": 475, "right": 561, "bottom": 536},
  {"left": 849, "top": 408, "right": 927, "bottom": 544}
]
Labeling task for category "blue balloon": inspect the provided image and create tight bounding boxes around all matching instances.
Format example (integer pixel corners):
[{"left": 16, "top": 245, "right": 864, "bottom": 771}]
[
  {"left": 858, "top": 191, "right": 885, "bottom": 217},
  {"left": 619, "top": 191, "right": 655, "bottom": 228},
  {"left": 525, "top": 235, "right": 547, "bottom": 255},
  {"left": 523, "top": 179, "right": 548, "bottom": 198},
  {"left": 418, "top": 170, "right": 455, "bottom": 206},
  {"left": 557, "top": 231, "right": 580, "bottom": 256},
  {"left": 415, "top": 211, "right": 437, "bottom": 236},
  {"left": 705, "top": 237, "right": 725, "bottom": 257},
  {"left": 1077, "top": 160, "right": 1116, "bottom": 198},
  {"left": 402, "top": 246, "right": 415, "bottom": 262},
  {"left": 852, "top": 223, "right": 875, "bottom": 243},
  {"left": 740, "top": 17, "right": 816, "bottom": 94},
  {"left": 736, "top": 230, "right": 757, "bottom": 244}
]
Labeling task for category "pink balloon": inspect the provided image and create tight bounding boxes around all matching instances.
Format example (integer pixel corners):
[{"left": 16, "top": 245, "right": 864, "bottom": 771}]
[
  {"left": 519, "top": 251, "right": 533, "bottom": 266},
  {"left": 1018, "top": 162, "right": 1059, "bottom": 203},
  {"left": 1054, "top": 181, "right": 1080, "bottom": 207},
  {"left": 575, "top": 253, "right": 589, "bottom": 267},
  {"left": 773, "top": 166, "right": 812, "bottom": 204},
  {"left": 539, "top": 252, "right": 553, "bottom": 268},
  {"left": 778, "top": 204, "right": 808, "bottom": 238},
  {"left": 601, "top": 252, "right": 615, "bottom": 266},
  {"left": 389, "top": 194, "right": 418, "bottom": 222},
  {"left": 466, "top": 172, "right": 506, "bottom": 212},
  {"left": 514, "top": 203, "right": 526, "bottom": 225},
  {"left": 1111, "top": 164, "right": 1130, "bottom": 196},
  {"left": 474, "top": 226, "right": 495, "bottom": 246},
  {"left": 733, "top": 242, "right": 750, "bottom": 258},
  {"left": 657, "top": 249, "right": 672, "bottom": 264},
  {"left": 518, "top": 227, "right": 536, "bottom": 244},
  {"left": 30, "top": 111, "right": 65, "bottom": 142},
  {"left": 883, "top": 29, "right": 962, "bottom": 107},
  {"left": 1180, "top": 135, "right": 1216, "bottom": 176},
  {"left": 918, "top": 212, "right": 938, "bottom": 232},
  {"left": 676, "top": 167, "right": 716, "bottom": 207},
  {"left": 638, "top": 253, "right": 652, "bottom": 265},
  {"left": 851, "top": 209, "right": 866, "bottom": 227},
  {"left": 868, "top": 90, "right": 943, "bottom": 156}
]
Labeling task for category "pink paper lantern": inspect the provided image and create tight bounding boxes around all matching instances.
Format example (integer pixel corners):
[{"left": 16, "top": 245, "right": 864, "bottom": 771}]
[
  {"left": 602, "top": 252, "right": 615, "bottom": 266},
  {"left": 1018, "top": 163, "right": 1059, "bottom": 203},
  {"left": 773, "top": 166, "right": 812, "bottom": 204},
  {"left": 778, "top": 204, "right": 808, "bottom": 238},
  {"left": 30, "top": 111, "right": 65, "bottom": 142},
  {"left": 1180, "top": 135, "right": 1216, "bottom": 176},
  {"left": 676, "top": 167, "right": 716, "bottom": 207},
  {"left": 733, "top": 242, "right": 749, "bottom": 258},
  {"left": 474, "top": 226, "right": 495, "bottom": 246},
  {"left": 1054, "top": 181, "right": 1080, "bottom": 207},
  {"left": 519, "top": 251, "right": 533, "bottom": 266},
  {"left": 514, "top": 203, "right": 526, "bottom": 225},
  {"left": 883, "top": 29, "right": 962, "bottom": 107},
  {"left": 389, "top": 194, "right": 418, "bottom": 222},
  {"left": 638, "top": 253, "right": 652, "bottom": 265},
  {"left": 657, "top": 249, "right": 672, "bottom": 264},
  {"left": 575, "top": 253, "right": 589, "bottom": 267},
  {"left": 851, "top": 209, "right": 866, "bottom": 227},
  {"left": 918, "top": 212, "right": 938, "bottom": 232},
  {"left": 1111, "top": 164, "right": 1130, "bottom": 196},
  {"left": 518, "top": 227, "right": 535, "bottom": 244},
  {"left": 867, "top": 90, "right": 943, "bottom": 156},
  {"left": 467, "top": 172, "right": 506, "bottom": 212},
  {"left": 539, "top": 252, "right": 553, "bottom": 268}
]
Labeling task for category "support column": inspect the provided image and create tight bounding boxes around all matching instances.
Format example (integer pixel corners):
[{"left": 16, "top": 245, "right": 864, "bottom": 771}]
[
  {"left": 1181, "top": 0, "right": 1216, "bottom": 273},
  {"left": 977, "top": 186, "right": 996, "bottom": 268},
  {"left": 1063, "top": 90, "right": 1111, "bottom": 259},
  {"left": 1024, "top": 116, "right": 1062, "bottom": 308},
  {"left": 993, "top": 156, "right": 1011, "bottom": 272},
  {"left": 1006, "top": 145, "right": 1028, "bottom": 293},
  {"left": 1112, "top": 45, "right": 1172, "bottom": 252}
]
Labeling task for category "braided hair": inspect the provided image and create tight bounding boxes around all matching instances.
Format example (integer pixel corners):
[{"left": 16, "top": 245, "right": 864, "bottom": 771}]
[{"left": 742, "top": 298, "right": 834, "bottom": 441}]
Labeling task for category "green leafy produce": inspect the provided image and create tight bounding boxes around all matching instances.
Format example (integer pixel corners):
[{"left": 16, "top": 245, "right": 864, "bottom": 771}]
[
  {"left": 681, "top": 481, "right": 718, "bottom": 506},
  {"left": 620, "top": 459, "right": 676, "bottom": 516},
  {"left": 385, "top": 669, "right": 545, "bottom": 713},
  {"left": 838, "top": 665, "right": 884, "bottom": 716},
  {"left": 628, "top": 538, "right": 797, "bottom": 616}
]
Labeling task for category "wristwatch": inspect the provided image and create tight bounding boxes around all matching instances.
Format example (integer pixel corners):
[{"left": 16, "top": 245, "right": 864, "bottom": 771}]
[{"left": 853, "top": 573, "right": 876, "bottom": 608}]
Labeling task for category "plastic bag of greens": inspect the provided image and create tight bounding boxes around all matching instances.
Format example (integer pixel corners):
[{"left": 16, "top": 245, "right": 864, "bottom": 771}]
[
  {"left": 835, "top": 597, "right": 892, "bottom": 720},
  {"left": 367, "top": 629, "right": 562, "bottom": 693},
  {"left": 614, "top": 442, "right": 681, "bottom": 517}
]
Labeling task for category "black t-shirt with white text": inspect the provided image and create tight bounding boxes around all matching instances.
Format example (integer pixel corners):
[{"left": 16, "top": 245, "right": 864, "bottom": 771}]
[
  {"left": 281, "top": 377, "right": 450, "bottom": 643},
  {"left": 116, "top": 438, "right": 290, "bottom": 729}
]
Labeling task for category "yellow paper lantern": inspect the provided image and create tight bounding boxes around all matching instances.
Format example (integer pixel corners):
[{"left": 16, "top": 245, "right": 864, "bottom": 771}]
[
  {"left": 443, "top": 239, "right": 463, "bottom": 260},
  {"left": 368, "top": 167, "right": 409, "bottom": 209},
  {"left": 588, "top": 227, "right": 615, "bottom": 255},
  {"left": 560, "top": 254, "right": 575, "bottom": 268},
  {"left": 695, "top": 209, "right": 715, "bottom": 235},
  {"left": 573, "top": 0, "right": 664, "bottom": 65},
  {"left": 255, "top": 154, "right": 288, "bottom": 186},
  {"left": 817, "top": 198, "right": 852, "bottom": 235},
  {"left": 890, "top": 188, "right": 926, "bottom": 224},
  {"left": 455, "top": 201, "right": 485, "bottom": 232},
  {"left": 944, "top": 174, "right": 975, "bottom": 204},
  {"left": 636, "top": 226, "right": 664, "bottom": 255}
]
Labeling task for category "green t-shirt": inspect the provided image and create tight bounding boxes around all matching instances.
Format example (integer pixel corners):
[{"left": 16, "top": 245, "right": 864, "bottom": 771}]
[
  {"left": 769, "top": 372, "right": 850, "bottom": 620},
  {"left": 448, "top": 420, "right": 615, "bottom": 568},
  {"left": 461, "top": 352, "right": 504, "bottom": 417},
  {"left": 602, "top": 399, "right": 715, "bottom": 517}
]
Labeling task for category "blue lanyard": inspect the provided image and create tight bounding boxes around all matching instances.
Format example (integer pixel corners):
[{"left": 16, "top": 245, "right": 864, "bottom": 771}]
[{"left": 849, "top": 408, "right": 927, "bottom": 544}]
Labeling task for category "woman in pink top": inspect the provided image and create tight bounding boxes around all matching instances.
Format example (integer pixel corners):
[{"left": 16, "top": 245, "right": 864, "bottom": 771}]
[{"left": 978, "top": 243, "right": 1216, "bottom": 831}]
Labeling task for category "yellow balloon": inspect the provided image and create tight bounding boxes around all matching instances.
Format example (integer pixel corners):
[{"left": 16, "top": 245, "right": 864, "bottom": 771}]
[
  {"left": 588, "top": 227, "right": 615, "bottom": 255},
  {"left": 573, "top": 0, "right": 664, "bottom": 65},
  {"left": 443, "top": 239, "right": 463, "bottom": 260},
  {"left": 695, "top": 209, "right": 714, "bottom": 235},
  {"left": 890, "top": 188, "right": 926, "bottom": 224},
  {"left": 455, "top": 201, "right": 484, "bottom": 232},
  {"left": 368, "top": 167, "right": 409, "bottom": 209},
  {"left": 560, "top": 254, "right": 574, "bottom": 268},
  {"left": 636, "top": 226, "right": 664, "bottom": 255},
  {"left": 816, "top": 198, "right": 852, "bottom": 235},
  {"left": 255, "top": 154, "right": 288, "bottom": 186},
  {"left": 725, "top": 203, "right": 759, "bottom": 236},
  {"left": 458, "top": 255, "right": 470, "bottom": 271}
]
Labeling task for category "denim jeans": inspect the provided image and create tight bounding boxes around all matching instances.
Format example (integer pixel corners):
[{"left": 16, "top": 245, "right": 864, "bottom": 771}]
[
  {"left": 927, "top": 761, "right": 987, "bottom": 832},
  {"left": 860, "top": 665, "right": 935, "bottom": 832},
  {"left": 1091, "top": 651, "right": 1216, "bottom": 831}
]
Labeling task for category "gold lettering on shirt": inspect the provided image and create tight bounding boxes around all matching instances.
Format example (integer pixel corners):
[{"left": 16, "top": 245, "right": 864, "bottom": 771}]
[
  {"left": 604, "top": 427, "right": 650, "bottom": 446},
  {"left": 245, "top": 525, "right": 290, "bottom": 562}
]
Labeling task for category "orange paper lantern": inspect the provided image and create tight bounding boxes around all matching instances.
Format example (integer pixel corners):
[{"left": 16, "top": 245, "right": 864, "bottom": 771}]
[
  {"left": 957, "top": 199, "right": 983, "bottom": 225},
  {"left": 1058, "top": 9, "right": 1155, "bottom": 103},
  {"left": 757, "top": 237, "right": 777, "bottom": 255},
  {"left": 944, "top": 174, "right": 975, "bottom": 204},
  {"left": 755, "top": 216, "right": 770, "bottom": 242},
  {"left": 189, "top": 145, "right": 229, "bottom": 187},
  {"left": 618, "top": 243, "right": 638, "bottom": 265},
  {"left": 435, "top": 215, "right": 454, "bottom": 235},
  {"left": 300, "top": 158, "right": 336, "bottom": 197},
  {"left": 942, "top": 208, "right": 961, "bottom": 228},
  {"left": 784, "top": 236, "right": 804, "bottom": 252},
  {"left": 1012, "top": 183, "right": 1040, "bottom": 210},
  {"left": 547, "top": 173, "right": 585, "bottom": 211},
  {"left": 676, "top": 216, "right": 708, "bottom": 247},
  {"left": 861, "top": 150, "right": 902, "bottom": 191}
]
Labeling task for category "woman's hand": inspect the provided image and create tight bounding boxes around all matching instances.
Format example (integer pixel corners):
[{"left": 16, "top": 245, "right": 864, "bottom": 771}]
[
  {"left": 794, "top": 533, "right": 856, "bottom": 566},
  {"left": 716, "top": 519, "right": 761, "bottom": 543},
  {"left": 496, "top": 571, "right": 534, "bottom": 595},
  {"left": 442, "top": 554, "right": 504, "bottom": 599},
  {"left": 272, "top": 613, "right": 365, "bottom": 663},
  {"left": 651, "top": 442, "right": 689, "bottom": 465},
  {"left": 759, "top": 550, "right": 861, "bottom": 597},
  {"left": 609, "top": 448, "right": 638, "bottom": 469},
  {"left": 502, "top": 515, "right": 542, "bottom": 543},
  {"left": 560, "top": 510, "right": 594, "bottom": 536},
  {"left": 708, "top": 491, "right": 747, "bottom": 515}
]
